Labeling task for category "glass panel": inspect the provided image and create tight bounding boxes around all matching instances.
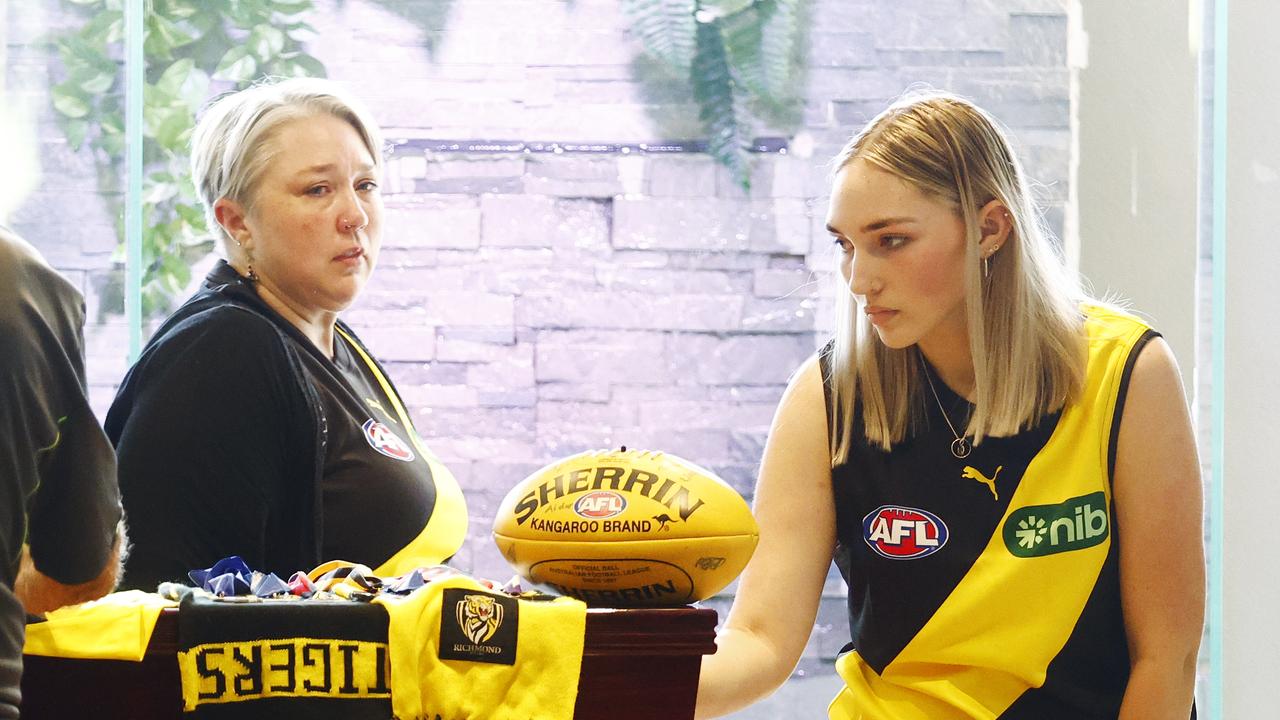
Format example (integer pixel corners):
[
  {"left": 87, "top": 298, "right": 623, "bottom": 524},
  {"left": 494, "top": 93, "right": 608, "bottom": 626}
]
[
  {"left": 2, "top": 1, "right": 130, "bottom": 419},
  {"left": 1205, "top": 0, "right": 1227, "bottom": 714}
]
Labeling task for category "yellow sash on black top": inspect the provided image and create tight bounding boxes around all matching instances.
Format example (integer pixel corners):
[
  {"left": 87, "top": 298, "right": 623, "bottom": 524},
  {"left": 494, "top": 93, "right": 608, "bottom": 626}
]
[
  {"left": 830, "top": 305, "right": 1151, "bottom": 719},
  {"left": 335, "top": 326, "right": 468, "bottom": 576}
]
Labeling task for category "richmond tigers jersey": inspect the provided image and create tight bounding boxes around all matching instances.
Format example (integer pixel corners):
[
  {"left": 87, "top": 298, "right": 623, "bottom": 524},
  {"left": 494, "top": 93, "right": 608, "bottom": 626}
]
[{"left": 823, "top": 305, "right": 1166, "bottom": 720}]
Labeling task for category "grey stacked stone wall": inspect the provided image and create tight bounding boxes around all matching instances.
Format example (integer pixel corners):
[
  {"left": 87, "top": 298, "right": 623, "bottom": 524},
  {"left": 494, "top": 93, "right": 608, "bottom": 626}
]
[{"left": 5, "top": 0, "right": 1070, "bottom": 708}]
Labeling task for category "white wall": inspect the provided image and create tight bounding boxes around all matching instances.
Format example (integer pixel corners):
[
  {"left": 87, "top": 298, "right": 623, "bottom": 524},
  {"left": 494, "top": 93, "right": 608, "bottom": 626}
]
[
  {"left": 1074, "top": 0, "right": 1199, "bottom": 392},
  {"left": 1082, "top": 0, "right": 1280, "bottom": 715},
  {"left": 1222, "top": 0, "right": 1280, "bottom": 715}
]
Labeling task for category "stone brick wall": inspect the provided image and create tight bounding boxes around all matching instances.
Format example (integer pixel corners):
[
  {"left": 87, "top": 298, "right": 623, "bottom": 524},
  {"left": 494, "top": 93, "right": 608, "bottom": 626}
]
[{"left": 4, "top": 0, "right": 1070, "bottom": 691}]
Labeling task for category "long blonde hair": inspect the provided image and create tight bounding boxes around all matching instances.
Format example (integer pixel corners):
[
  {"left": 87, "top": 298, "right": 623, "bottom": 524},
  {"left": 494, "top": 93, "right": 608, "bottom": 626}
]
[{"left": 828, "top": 91, "right": 1086, "bottom": 464}]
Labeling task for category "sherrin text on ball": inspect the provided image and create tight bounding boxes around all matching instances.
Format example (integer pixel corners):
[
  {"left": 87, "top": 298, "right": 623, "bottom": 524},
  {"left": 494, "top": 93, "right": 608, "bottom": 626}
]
[{"left": 492, "top": 448, "right": 759, "bottom": 607}]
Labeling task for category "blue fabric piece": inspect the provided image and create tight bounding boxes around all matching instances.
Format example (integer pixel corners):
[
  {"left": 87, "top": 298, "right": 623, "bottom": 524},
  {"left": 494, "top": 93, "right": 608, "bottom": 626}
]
[
  {"left": 187, "top": 557, "right": 288, "bottom": 597},
  {"left": 250, "top": 572, "right": 289, "bottom": 597},
  {"left": 188, "top": 556, "right": 252, "bottom": 589},
  {"left": 206, "top": 572, "right": 250, "bottom": 597},
  {"left": 383, "top": 569, "right": 426, "bottom": 595}
]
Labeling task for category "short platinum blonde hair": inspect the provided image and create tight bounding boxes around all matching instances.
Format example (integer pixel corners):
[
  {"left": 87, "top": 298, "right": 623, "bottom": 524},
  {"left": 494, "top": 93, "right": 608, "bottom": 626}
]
[
  {"left": 828, "top": 91, "right": 1087, "bottom": 462},
  {"left": 190, "top": 77, "right": 384, "bottom": 245}
]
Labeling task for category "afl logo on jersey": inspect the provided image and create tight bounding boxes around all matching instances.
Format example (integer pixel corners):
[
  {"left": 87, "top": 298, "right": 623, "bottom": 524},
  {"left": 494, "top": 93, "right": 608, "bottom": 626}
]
[
  {"left": 862, "top": 505, "right": 948, "bottom": 560},
  {"left": 573, "top": 491, "right": 627, "bottom": 519},
  {"left": 362, "top": 419, "right": 415, "bottom": 462}
]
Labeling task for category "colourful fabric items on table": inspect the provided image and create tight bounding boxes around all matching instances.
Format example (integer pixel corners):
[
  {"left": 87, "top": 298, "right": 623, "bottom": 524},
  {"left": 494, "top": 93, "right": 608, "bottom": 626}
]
[
  {"left": 22, "top": 556, "right": 586, "bottom": 719},
  {"left": 190, "top": 555, "right": 289, "bottom": 597},
  {"left": 23, "top": 590, "right": 177, "bottom": 661},
  {"left": 374, "top": 575, "right": 587, "bottom": 720},
  {"left": 173, "top": 558, "right": 586, "bottom": 719}
]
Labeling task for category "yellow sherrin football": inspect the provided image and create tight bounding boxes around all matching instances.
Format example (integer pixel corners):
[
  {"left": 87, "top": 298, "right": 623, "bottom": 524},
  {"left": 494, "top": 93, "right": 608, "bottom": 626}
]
[{"left": 492, "top": 448, "right": 759, "bottom": 607}]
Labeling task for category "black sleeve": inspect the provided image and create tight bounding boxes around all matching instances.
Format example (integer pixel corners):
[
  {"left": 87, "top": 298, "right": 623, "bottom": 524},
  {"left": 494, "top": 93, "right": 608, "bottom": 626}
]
[
  {"left": 106, "top": 307, "right": 318, "bottom": 590},
  {"left": 0, "top": 242, "right": 121, "bottom": 588}
]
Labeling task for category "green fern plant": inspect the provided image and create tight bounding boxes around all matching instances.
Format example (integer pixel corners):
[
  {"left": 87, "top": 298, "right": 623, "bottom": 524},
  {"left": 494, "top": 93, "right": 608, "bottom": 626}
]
[
  {"left": 623, "top": 0, "right": 805, "bottom": 189},
  {"left": 49, "top": 0, "right": 325, "bottom": 316}
]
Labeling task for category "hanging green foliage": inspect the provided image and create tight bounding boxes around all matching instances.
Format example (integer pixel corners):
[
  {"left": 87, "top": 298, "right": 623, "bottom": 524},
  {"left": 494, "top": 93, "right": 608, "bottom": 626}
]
[
  {"left": 48, "top": 0, "right": 804, "bottom": 314},
  {"left": 624, "top": 0, "right": 805, "bottom": 189},
  {"left": 49, "top": 0, "right": 326, "bottom": 316}
]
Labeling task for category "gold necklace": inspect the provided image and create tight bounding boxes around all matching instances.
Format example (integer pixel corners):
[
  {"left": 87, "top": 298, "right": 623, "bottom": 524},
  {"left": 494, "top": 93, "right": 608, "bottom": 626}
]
[{"left": 922, "top": 366, "right": 972, "bottom": 459}]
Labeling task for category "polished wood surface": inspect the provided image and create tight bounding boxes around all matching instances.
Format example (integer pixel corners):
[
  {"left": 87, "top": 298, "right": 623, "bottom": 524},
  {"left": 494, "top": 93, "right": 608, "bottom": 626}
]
[{"left": 20, "top": 605, "right": 718, "bottom": 719}]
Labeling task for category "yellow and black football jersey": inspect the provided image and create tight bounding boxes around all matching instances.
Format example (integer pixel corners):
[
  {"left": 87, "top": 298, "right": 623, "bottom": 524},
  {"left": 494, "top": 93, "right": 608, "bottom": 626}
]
[{"left": 822, "top": 305, "right": 1175, "bottom": 719}]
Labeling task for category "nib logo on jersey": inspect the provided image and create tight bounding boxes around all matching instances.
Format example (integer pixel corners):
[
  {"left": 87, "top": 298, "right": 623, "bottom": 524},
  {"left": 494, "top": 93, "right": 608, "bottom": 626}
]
[
  {"left": 1002, "top": 491, "right": 1109, "bottom": 558},
  {"left": 862, "top": 505, "right": 949, "bottom": 560}
]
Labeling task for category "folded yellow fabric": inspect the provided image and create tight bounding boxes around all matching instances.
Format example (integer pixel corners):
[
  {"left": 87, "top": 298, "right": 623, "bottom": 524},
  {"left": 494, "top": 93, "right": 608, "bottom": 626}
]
[
  {"left": 23, "top": 590, "right": 177, "bottom": 661},
  {"left": 374, "top": 576, "right": 587, "bottom": 720}
]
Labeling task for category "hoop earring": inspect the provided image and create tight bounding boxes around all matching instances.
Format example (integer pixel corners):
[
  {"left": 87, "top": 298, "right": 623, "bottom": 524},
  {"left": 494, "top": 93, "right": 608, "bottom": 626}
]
[{"left": 983, "top": 243, "right": 1002, "bottom": 281}]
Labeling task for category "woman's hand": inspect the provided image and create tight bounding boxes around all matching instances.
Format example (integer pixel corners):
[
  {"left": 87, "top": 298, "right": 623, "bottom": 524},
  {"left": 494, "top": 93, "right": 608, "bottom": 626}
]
[{"left": 695, "top": 356, "right": 837, "bottom": 719}]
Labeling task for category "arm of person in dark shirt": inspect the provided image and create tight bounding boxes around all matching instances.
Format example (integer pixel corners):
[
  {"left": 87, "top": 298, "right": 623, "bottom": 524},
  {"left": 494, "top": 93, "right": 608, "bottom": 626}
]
[
  {"left": 14, "top": 523, "right": 125, "bottom": 616},
  {"left": 0, "top": 234, "right": 124, "bottom": 614},
  {"left": 108, "top": 308, "right": 316, "bottom": 589}
]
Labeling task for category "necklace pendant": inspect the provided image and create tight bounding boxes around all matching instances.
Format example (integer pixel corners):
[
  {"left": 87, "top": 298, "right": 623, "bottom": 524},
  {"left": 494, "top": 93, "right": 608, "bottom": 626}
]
[{"left": 950, "top": 437, "right": 972, "bottom": 459}]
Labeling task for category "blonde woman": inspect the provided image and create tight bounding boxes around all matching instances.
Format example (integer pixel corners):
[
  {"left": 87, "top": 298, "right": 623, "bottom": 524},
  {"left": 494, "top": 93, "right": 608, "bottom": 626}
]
[
  {"left": 105, "top": 79, "right": 467, "bottom": 590},
  {"left": 696, "top": 93, "right": 1203, "bottom": 719}
]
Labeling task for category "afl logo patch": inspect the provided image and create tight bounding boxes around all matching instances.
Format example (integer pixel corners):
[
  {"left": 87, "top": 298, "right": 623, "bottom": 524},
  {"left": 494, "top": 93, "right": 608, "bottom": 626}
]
[
  {"left": 573, "top": 491, "right": 627, "bottom": 519},
  {"left": 362, "top": 419, "right": 415, "bottom": 462},
  {"left": 862, "top": 505, "right": 948, "bottom": 560}
]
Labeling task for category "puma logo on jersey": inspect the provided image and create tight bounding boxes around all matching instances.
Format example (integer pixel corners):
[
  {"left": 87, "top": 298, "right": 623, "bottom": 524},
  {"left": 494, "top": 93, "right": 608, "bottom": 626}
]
[{"left": 961, "top": 465, "right": 1002, "bottom": 500}]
